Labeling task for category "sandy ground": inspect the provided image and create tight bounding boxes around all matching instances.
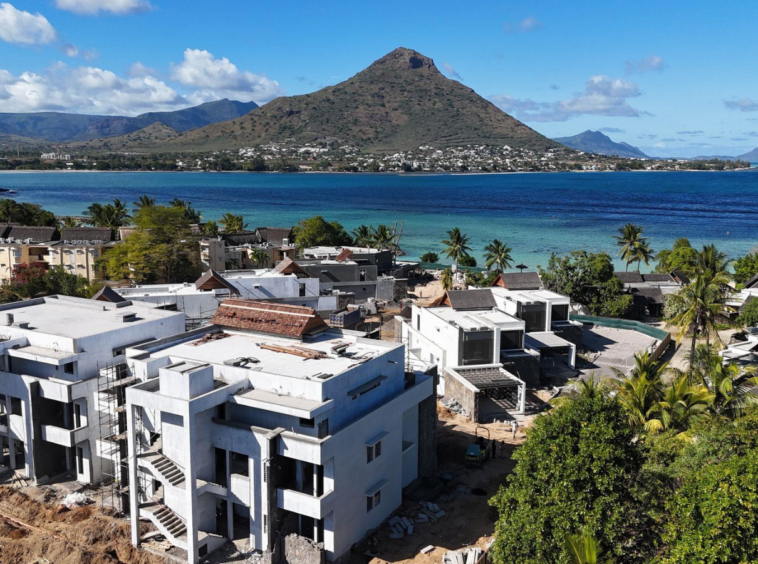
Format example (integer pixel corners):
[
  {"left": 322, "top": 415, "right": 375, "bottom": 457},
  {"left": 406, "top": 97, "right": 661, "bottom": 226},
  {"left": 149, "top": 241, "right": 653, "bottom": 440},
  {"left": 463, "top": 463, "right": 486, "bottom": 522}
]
[
  {"left": 342, "top": 405, "right": 528, "bottom": 564},
  {"left": 0, "top": 486, "right": 169, "bottom": 564}
]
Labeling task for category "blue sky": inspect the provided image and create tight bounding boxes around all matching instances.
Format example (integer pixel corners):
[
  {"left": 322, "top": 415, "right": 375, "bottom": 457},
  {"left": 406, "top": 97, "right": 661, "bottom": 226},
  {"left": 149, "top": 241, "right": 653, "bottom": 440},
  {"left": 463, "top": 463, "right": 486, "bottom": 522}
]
[{"left": 2, "top": 0, "right": 758, "bottom": 157}]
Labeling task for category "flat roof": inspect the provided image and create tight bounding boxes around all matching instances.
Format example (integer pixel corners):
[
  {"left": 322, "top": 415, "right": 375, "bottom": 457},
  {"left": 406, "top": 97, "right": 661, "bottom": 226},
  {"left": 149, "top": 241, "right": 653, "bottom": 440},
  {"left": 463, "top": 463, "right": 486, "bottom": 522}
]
[
  {"left": 525, "top": 331, "right": 575, "bottom": 350},
  {"left": 152, "top": 331, "right": 399, "bottom": 380},
  {"left": 429, "top": 307, "right": 522, "bottom": 331},
  {"left": 492, "top": 287, "right": 569, "bottom": 303},
  {"left": 0, "top": 296, "right": 180, "bottom": 339}
]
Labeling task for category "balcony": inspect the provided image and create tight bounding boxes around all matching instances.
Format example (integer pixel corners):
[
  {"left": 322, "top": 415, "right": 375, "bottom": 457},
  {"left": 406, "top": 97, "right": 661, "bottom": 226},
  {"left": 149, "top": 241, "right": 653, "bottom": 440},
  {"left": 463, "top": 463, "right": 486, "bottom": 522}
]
[
  {"left": 276, "top": 487, "right": 334, "bottom": 520},
  {"left": 230, "top": 473, "right": 250, "bottom": 506},
  {"left": 39, "top": 424, "right": 88, "bottom": 448}
]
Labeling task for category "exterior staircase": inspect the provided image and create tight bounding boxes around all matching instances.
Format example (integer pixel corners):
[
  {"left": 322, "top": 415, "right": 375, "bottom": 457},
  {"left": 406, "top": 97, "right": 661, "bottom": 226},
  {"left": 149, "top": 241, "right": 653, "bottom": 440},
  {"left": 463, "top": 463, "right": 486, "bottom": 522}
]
[
  {"left": 140, "top": 450, "right": 186, "bottom": 488},
  {"left": 140, "top": 502, "right": 187, "bottom": 548}
]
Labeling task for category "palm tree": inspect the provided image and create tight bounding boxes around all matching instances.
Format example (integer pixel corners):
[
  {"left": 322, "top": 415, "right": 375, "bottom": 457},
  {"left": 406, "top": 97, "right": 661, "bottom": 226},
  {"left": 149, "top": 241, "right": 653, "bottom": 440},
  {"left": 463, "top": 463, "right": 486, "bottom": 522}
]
[
  {"left": 614, "top": 223, "right": 649, "bottom": 271},
  {"left": 250, "top": 248, "right": 269, "bottom": 269},
  {"left": 551, "top": 374, "right": 609, "bottom": 407},
  {"left": 441, "top": 269, "right": 453, "bottom": 290},
  {"left": 631, "top": 240, "right": 654, "bottom": 272},
  {"left": 685, "top": 345, "right": 758, "bottom": 419},
  {"left": 372, "top": 224, "right": 396, "bottom": 250},
  {"left": 484, "top": 239, "right": 513, "bottom": 273},
  {"left": 59, "top": 216, "right": 79, "bottom": 228},
  {"left": 667, "top": 266, "right": 732, "bottom": 361},
  {"left": 202, "top": 221, "right": 219, "bottom": 237},
  {"left": 565, "top": 532, "right": 602, "bottom": 564},
  {"left": 441, "top": 227, "right": 472, "bottom": 269},
  {"left": 0, "top": 199, "right": 17, "bottom": 223},
  {"left": 655, "top": 374, "right": 712, "bottom": 433},
  {"left": 219, "top": 213, "right": 246, "bottom": 234},
  {"left": 616, "top": 354, "right": 667, "bottom": 433},
  {"left": 133, "top": 194, "right": 155, "bottom": 211},
  {"left": 84, "top": 198, "right": 131, "bottom": 229},
  {"left": 696, "top": 243, "right": 729, "bottom": 278},
  {"left": 169, "top": 198, "right": 202, "bottom": 223},
  {"left": 352, "top": 224, "right": 375, "bottom": 248}
]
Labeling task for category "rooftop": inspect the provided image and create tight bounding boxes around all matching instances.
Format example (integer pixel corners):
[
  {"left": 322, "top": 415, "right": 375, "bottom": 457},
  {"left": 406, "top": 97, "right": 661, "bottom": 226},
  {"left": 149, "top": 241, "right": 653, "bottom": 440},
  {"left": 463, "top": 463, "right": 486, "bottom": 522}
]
[
  {"left": 492, "top": 271, "right": 542, "bottom": 290},
  {"left": 430, "top": 306, "right": 523, "bottom": 331},
  {"left": 0, "top": 296, "right": 181, "bottom": 339},
  {"left": 150, "top": 331, "right": 398, "bottom": 381},
  {"left": 444, "top": 289, "right": 497, "bottom": 311},
  {"left": 210, "top": 299, "right": 326, "bottom": 337},
  {"left": 492, "top": 287, "right": 569, "bottom": 303}
]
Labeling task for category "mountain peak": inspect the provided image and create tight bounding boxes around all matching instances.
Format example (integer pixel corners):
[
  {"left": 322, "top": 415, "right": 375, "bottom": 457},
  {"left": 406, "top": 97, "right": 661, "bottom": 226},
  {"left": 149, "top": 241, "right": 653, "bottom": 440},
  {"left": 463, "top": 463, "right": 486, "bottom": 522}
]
[{"left": 369, "top": 47, "right": 437, "bottom": 72}]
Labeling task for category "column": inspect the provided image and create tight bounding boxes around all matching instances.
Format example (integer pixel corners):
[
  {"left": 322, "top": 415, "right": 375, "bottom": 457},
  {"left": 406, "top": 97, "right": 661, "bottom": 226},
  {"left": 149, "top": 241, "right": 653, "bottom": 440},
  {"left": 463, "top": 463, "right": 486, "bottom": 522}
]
[
  {"left": 127, "top": 404, "right": 140, "bottom": 547},
  {"left": 185, "top": 408, "right": 199, "bottom": 562}
]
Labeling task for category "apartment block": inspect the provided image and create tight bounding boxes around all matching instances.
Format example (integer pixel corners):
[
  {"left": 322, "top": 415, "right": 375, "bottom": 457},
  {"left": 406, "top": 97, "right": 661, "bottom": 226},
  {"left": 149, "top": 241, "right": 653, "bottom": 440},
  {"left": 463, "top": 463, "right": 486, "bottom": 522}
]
[
  {"left": 0, "top": 296, "right": 184, "bottom": 486},
  {"left": 125, "top": 299, "right": 436, "bottom": 562}
]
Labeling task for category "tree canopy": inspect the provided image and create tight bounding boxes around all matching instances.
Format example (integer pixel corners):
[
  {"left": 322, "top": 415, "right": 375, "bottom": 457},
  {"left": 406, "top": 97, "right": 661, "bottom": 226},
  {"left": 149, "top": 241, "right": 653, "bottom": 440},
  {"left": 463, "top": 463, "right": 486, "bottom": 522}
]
[
  {"left": 0, "top": 199, "right": 56, "bottom": 226},
  {"left": 291, "top": 216, "right": 352, "bottom": 250}
]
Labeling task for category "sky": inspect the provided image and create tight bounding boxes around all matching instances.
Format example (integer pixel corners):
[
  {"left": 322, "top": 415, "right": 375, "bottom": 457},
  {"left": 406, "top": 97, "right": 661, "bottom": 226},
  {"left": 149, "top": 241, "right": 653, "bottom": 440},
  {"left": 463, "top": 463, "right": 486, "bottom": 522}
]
[{"left": 1, "top": 0, "right": 758, "bottom": 158}]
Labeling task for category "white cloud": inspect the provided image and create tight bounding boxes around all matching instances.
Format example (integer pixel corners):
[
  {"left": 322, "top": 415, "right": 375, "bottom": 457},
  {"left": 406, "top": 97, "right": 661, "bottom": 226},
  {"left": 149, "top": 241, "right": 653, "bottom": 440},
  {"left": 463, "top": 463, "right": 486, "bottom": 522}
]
[
  {"left": 625, "top": 55, "right": 666, "bottom": 74},
  {"left": 0, "top": 3, "right": 57, "bottom": 46},
  {"left": 504, "top": 16, "right": 542, "bottom": 34},
  {"left": 724, "top": 98, "right": 758, "bottom": 112},
  {"left": 490, "top": 75, "right": 642, "bottom": 122},
  {"left": 54, "top": 0, "right": 152, "bottom": 15},
  {"left": 63, "top": 43, "right": 79, "bottom": 57},
  {"left": 441, "top": 62, "right": 462, "bottom": 81},
  {"left": 127, "top": 62, "right": 157, "bottom": 77},
  {"left": 62, "top": 43, "right": 98, "bottom": 60},
  {"left": 599, "top": 127, "right": 625, "bottom": 133},
  {"left": 0, "top": 63, "right": 184, "bottom": 114},
  {"left": 171, "top": 48, "right": 282, "bottom": 104}
]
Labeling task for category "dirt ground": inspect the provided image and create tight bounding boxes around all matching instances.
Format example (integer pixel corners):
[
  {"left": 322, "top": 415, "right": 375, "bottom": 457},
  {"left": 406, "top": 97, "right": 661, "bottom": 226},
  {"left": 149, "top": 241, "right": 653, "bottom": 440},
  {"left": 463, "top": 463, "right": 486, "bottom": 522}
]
[
  {"left": 343, "top": 404, "right": 529, "bottom": 564},
  {"left": 0, "top": 486, "right": 168, "bottom": 564}
]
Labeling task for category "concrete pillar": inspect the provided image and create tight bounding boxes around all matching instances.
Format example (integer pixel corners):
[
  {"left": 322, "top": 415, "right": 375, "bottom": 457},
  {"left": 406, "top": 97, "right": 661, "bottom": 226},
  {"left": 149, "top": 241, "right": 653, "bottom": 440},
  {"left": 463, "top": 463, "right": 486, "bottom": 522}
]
[
  {"left": 127, "top": 403, "right": 140, "bottom": 547},
  {"left": 518, "top": 383, "right": 526, "bottom": 414},
  {"left": 226, "top": 449, "right": 233, "bottom": 542},
  {"left": 568, "top": 345, "right": 576, "bottom": 370},
  {"left": 8, "top": 437, "right": 16, "bottom": 470},
  {"left": 185, "top": 409, "right": 199, "bottom": 562}
]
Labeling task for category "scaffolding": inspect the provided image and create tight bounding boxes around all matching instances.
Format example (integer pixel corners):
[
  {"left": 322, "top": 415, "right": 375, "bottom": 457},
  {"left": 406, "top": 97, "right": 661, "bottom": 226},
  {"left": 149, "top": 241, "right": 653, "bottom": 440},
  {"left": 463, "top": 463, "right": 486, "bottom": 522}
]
[{"left": 96, "top": 361, "right": 136, "bottom": 514}]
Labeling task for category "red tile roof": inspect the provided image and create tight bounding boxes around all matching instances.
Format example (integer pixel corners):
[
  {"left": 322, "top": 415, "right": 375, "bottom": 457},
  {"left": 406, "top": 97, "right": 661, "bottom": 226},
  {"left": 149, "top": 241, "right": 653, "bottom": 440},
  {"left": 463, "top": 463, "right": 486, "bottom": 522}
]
[
  {"left": 335, "top": 248, "right": 353, "bottom": 262},
  {"left": 210, "top": 299, "right": 326, "bottom": 337},
  {"left": 195, "top": 269, "right": 239, "bottom": 294}
]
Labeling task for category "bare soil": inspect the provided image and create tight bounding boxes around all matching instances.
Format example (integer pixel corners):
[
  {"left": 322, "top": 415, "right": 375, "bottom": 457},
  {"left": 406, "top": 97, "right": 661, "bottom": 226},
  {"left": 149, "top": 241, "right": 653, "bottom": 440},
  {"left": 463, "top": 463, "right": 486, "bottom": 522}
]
[{"left": 0, "top": 486, "right": 168, "bottom": 564}]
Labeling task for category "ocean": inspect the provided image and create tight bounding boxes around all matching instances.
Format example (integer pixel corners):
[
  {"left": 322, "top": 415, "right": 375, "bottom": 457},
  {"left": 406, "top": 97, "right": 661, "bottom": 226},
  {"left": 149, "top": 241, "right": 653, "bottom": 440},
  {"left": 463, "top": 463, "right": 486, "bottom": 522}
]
[{"left": 1, "top": 170, "right": 757, "bottom": 270}]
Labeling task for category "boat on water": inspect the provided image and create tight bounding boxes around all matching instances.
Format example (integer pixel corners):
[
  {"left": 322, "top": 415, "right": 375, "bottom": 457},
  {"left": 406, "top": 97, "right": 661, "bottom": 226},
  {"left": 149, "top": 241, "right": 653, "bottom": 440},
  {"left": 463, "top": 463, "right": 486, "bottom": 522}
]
[{"left": 0, "top": 188, "right": 17, "bottom": 194}]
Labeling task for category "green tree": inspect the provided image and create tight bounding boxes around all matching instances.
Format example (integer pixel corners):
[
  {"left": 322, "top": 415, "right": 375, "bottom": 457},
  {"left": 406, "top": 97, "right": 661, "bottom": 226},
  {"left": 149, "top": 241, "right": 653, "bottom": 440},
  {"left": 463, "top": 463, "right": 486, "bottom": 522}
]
[
  {"left": 615, "top": 223, "right": 649, "bottom": 272},
  {"left": 739, "top": 298, "right": 758, "bottom": 328},
  {"left": 420, "top": 252, "right": 439, "bottom": 264},
  {"left": 441, "top": 227, "right": 471, "bottom": 269},
  {"left": 489, "top": 389, "right": 644, "bottom": 564},
  {"left": 351, "top": 224, "right": 375, "bottom": 247},
  {"left": 441, "top": 268, "right": 453, "bottom": 290},
  {"left": 250, "top": 248, "right": 269, "bottom": 268},
  {"left": 733, "top": 251, "right": 758, "bottom": 285},
  {"left": 372, "top": 224, "right": 396, "bottom": 250},
  {"left": 484, "top": 239, "right": 513, "bottom": 273},
  {"left": 7, "top": 264, "right": 98, "bottom": 299},
  {"left": 202, "top": 221, "right": 219, "bottom": 237},
  {"left": 219, "top": 213, "right": 247, "bottom": 234},
  {"left": 84, "top": 198, "right": 132, "bottom": 229},
  {"left": 654, "top": 238, "right": 698, "bottom": 274},
  {"left": 0, "top": 199, "right": 56, "bottom": 226},
  {"left": 565, "top": 533, "right": 602, "bottom": 564},
  {"left": 58, "top": 216, "right": 80, "bottom": 228},
  {"left": 169, "top": 198, "right": 202, "bottom": 223},
  {"left": 100, "top": 205, "right": 200, "bottom": 284},
  {"left": 539, "top": 251, "right": 632, "bottom": 317},
  {"left": 291, "top": 216, "right": 352, "bottom": 250},
  {"left": 133, "top": 195, "right": 156, "bottom": 211}
]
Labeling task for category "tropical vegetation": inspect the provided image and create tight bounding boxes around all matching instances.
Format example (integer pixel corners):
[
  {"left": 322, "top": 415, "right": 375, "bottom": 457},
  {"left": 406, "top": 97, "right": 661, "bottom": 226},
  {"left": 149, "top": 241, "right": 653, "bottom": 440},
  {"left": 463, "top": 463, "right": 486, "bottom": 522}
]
[
  {"left": 484, "top": 239, "right": 513, "bottom": 273},
  {"left": 614, "top": 223, "right": 653, "bottom": 272},
  {"left": 441, "top": 227, "right": 471, "bottom": 269}
]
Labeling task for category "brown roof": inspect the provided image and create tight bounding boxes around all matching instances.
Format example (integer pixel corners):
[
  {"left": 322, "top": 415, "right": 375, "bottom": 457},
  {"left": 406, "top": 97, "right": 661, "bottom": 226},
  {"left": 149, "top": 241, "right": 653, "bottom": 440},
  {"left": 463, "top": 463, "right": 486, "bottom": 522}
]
[
  {"left": 444, "top": 289, "right": 496, "bottom": 310},
  {"left": 492, "top": 272, "right": 542, "bottom": 290},
  {"left": 195, "top": 269, "right": 239, "bottom": 294},
  {"left": 60, "top": 227, "right": 113, "bottom": 242},
  {"left": 210, "top": 299, "right": 326, "bottom": 337},
  {"left": 614, "top": 272, "right": 644, "bottom": 284},
  {"left": 335, "top": 248, "right": 353, "bottom": 262},
  {"left": 5, "top": 226, "right": 59, "bottom": 243},
  {"left": 224, "top": 231, "right": 260, "bottom": 246},
  {"left": 92, "top": 285, "right": 126, "bottom": 303},
  {"left": 255, "top": 227, "right": 293, "bottom": 246},
  {"left": 275, "top": 257, "right": 311, "bottom": 278}
]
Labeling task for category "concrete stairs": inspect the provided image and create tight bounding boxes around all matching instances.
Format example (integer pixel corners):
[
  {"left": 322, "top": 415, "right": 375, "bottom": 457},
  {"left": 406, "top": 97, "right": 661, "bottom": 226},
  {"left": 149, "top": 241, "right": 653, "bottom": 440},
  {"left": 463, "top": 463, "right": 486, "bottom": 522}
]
[
  {"left": 140, "top": 451, "right": 185, "bottom": 488},
  {"left": 140, "top": 502, "right": 187, "bottom": 548}
]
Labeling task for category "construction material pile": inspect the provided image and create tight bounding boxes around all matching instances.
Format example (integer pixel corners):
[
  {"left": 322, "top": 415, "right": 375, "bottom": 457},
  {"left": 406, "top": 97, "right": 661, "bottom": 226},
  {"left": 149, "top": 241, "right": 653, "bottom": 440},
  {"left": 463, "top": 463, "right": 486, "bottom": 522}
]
[
  {"left": 443, "top": 546, "right": 484, "bottom": 564},
  {"left": 387, "top": 501, "right": 446, "bottom": 539}
]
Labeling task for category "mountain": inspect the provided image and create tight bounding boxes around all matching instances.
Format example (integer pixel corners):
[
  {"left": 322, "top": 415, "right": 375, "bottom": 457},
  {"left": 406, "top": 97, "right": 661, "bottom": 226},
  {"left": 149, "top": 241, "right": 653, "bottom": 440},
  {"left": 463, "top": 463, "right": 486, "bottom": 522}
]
[
  {"left": 73, "top": 122, "right": 180, "bottom": 151},
  {"left": 167, "top": 47, "right": 559, "bottom": 153},
  {"left": 553, "top": 130, "right": 649, "bottom": 158},
  {"left": 737, "top": 147, "right": 758, "bottom": 161},
  {"left": 0, "top": 99, "right": 258, "bottom": 143}
]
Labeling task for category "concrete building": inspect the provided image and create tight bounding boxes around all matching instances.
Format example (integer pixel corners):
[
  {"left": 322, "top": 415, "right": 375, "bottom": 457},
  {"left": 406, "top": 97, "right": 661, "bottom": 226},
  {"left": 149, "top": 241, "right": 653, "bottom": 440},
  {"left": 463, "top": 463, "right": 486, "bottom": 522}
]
[
  {"left": 0, "top": 296, "right": 184, "bottom": 485},
  {"left": 200, "top": 228, "right": 296, "bottom": 272},
  {"left": 125, "top": 299, "right": 436, "bottom": 562},
  {"left": 115, "top": 267, "right": 348, "bottom": 325},
  {"left": 0, "top": 226, "right": 116, "bottom": 283}
]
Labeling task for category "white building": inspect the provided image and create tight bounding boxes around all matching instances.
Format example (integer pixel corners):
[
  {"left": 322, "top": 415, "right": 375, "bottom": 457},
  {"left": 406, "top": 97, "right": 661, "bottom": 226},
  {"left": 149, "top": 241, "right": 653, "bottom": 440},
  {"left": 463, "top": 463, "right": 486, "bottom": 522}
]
[
  {"left": 125, "top": 299, "right": 436, "bottom": 562},
  {"left": 0, "top": 296, "right": 184, "bottom": 485}
]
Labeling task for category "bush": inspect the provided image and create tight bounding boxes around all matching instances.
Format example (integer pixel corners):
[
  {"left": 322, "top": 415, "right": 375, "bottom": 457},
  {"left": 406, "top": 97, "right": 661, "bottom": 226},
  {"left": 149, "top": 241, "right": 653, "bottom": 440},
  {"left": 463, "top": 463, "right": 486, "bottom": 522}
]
[
  {"left": 489, "top": 391, "right": 645, "bottom": 563},
  {"left": 740, "top": 299, "right": 758, "bottom": 328},
  {"left": 458, "top": 255, "right": 477, "bottom": 268},
  {"left": 420, "top": 252, "right": 439, "bottom": 264}
]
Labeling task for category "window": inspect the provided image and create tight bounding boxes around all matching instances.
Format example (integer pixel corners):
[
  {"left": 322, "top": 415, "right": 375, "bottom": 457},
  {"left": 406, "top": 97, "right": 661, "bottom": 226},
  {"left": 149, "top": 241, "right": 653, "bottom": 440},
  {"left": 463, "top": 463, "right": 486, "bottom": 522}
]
[
  {"left": 77, "top": 446, "right": 84, "bottom": 474},
  {"left": 299, "top": 283, "right": 306, "bottom": 297},
  {"left": 366, "top": 440, "right": 382, "bottom": 463},
  {"left": 74, "top": 403, "right": 82, "bottom": 428},
  {"left": 416, "top": 315, "right": 421, "bottom": 331},
  {"left": 366, "top": 495, "right": 374, "bottom": 512},
  {"left": 64, "top": 362, "right": 75, "bottom": 375},
  {"left": 374, "top": 490, "right": 381, "bottom": 507},
  {"left": 11, "top": 397, "right": 22, "bottom": 416},
  {"left": 300, "top": 417, "right": 315, "bottom": 428},
  {"left": 359, "top": 270, "right": 366, "bottom": 282},
  {"left": 500, "top": 330, "right": 523, "bottom": 351}
]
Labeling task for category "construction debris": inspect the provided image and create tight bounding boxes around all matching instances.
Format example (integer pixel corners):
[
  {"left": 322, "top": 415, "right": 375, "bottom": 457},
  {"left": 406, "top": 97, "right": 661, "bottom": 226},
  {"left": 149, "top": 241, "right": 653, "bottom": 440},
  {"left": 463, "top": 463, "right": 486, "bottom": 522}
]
[
  {"left": 420, "top": 545, "right": 435, "bottom": 554},
  {"left": 443, "top": 547, "right": 483, "bottom": 564},
  {"left": 385, "top": 500, "right": 446, "bottom": 540},
  {"left": 61, "top": 492, "right": 88, "bottom": 509}
]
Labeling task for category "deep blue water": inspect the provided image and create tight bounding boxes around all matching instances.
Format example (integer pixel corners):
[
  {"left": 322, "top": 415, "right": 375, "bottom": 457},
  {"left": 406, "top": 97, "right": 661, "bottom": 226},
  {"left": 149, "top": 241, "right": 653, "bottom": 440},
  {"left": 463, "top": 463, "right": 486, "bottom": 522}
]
[{"left": 1, "top": 170, "right": 757, "bottom": 270}]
